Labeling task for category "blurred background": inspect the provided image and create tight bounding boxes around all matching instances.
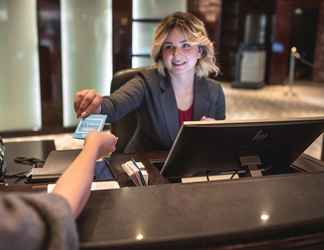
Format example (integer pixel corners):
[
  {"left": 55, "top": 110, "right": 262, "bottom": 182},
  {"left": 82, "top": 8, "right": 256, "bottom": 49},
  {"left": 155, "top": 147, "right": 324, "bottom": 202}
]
[{"left": 0, "top": 0, "right": 323, "bottom": 139}]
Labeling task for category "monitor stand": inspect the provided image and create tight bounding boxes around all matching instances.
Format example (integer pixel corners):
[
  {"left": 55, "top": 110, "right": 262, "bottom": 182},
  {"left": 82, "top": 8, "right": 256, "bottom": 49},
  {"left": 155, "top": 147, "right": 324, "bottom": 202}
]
[{"left": 239, "top": 155, "right": 263, "bottom": 177}]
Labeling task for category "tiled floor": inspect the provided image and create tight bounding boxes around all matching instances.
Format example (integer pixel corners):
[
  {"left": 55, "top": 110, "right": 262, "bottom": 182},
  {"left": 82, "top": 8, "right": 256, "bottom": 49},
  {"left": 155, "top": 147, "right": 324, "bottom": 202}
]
[{"left": 4, "top": 81, "right": 324, "bottom": 159}]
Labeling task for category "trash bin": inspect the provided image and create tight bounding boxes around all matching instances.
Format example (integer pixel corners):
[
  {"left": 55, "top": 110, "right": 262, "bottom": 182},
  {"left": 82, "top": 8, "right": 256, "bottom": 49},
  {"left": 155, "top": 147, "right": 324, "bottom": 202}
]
[
  {"left": 232, "top": 44, "right": 266, "bottom": 89},
  {"left": 232, "top": 13, "right": 267, "bottom": 89}
]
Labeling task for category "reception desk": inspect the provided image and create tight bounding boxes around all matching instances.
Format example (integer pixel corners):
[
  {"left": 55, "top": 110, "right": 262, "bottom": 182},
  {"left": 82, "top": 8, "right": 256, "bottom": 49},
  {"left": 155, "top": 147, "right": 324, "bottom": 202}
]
[
  {"left": 2, "top": 143, "right": 324, "bottom": 249},
  {"left": 78, "top": 172, "right": 324, "bottom": 250},
  {"left": 76, "top": 152, "right": 324, "bottom": 250}
]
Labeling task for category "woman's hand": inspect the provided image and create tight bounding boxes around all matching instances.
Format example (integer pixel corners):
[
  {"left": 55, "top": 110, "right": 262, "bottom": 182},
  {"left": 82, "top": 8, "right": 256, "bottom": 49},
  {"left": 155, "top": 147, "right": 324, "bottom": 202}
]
[
  {"left": 200, "top": 116, "right": 216, "bottom": 121},
  {"left": 74, "top": 89, "right": 103, "bottom": 118}
]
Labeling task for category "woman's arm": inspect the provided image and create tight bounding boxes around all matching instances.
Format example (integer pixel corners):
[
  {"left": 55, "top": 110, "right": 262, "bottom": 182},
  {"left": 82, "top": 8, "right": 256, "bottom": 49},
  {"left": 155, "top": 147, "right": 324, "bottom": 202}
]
[
  {"left": 53, "top": 131, "right": 117, "bottom": 217},
  {"left": 74, "top": 76, "right": 146, "bottom": 121},
  {"left": 212, "top": 83, "right": 226, "bottom": 120},
  {"left": 200, "top": 82, "right": 226, "bottom": 121},
  {"left": 100, "top": 76, "right": 146, "bottom": 122}
]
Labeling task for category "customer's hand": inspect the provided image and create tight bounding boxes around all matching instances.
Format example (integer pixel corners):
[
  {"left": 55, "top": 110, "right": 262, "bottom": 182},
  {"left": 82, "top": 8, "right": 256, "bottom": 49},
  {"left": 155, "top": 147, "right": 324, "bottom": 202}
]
[
  {"left": 85, "top": 131, "right": 118, "bottom": 159},
  {"left": 74, "top": 89, "right": 103, "bottom": 118}
]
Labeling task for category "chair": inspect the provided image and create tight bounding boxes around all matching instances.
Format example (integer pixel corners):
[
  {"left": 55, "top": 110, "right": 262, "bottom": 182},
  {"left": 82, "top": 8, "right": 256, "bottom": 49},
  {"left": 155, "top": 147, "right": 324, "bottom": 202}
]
[{"left": 110, "top": 67, "right": 148, "bottom": 153}]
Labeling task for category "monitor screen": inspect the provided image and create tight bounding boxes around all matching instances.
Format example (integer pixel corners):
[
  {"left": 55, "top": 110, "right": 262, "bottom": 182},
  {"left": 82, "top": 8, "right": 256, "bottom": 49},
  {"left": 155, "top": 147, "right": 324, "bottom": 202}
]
[{"left": 160, "top": 117, "right": 324, "bottom": 179}]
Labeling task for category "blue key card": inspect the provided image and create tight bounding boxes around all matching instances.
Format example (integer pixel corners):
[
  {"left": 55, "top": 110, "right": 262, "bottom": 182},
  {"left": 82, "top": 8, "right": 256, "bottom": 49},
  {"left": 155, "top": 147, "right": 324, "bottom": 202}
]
[{"left": 73, "top": 114, "right": 107, "bottom": 139}]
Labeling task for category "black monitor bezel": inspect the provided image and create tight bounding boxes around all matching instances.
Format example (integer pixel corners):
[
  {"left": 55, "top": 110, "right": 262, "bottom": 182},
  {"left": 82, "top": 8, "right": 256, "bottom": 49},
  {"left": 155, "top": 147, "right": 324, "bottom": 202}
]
[{"left": 160, "top": 117, "right": 324, "bottom": 179}]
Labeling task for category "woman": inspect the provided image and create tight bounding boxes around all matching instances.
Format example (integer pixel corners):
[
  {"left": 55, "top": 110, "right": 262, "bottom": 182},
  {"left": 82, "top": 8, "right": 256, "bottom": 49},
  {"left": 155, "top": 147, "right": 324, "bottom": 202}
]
[{"left": 74, "top": 12, "right": 225, "bottom": 152}]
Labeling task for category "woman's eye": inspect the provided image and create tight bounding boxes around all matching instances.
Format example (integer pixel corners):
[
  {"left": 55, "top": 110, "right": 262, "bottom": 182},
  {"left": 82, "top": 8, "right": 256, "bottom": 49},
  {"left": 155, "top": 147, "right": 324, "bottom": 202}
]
[
  {"left": 182, "top": 43, "right": 191, "bottom": 48},
  {"left": 163, "top": 45, "right": 173, "bottom": 50}
]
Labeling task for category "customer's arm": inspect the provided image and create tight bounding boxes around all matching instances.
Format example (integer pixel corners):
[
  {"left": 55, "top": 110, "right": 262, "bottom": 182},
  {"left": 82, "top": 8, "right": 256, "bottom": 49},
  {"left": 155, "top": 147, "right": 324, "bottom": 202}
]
[
  {"left": 0, "top": 132, "right": 117, "bottom": 250},
  {"left": 53, "top": 131, "right": 117, "bottom": 217},
  {"left": 0, "top": 192, "right": 79, "bottom": 250}
]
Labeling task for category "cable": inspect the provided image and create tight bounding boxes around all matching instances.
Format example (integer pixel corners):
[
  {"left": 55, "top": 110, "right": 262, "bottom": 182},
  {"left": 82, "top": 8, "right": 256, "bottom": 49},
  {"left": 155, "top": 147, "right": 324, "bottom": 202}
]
[
  {"left": 14, "top": 156, "right": 45, "bottom": 168},
  {"left": 230, "top": 169, "right": 239, "bottom": 179},
  {"left": 3, "top": 156, "right": 45, "bottom": 178},
  {"left": 206, "top": 170, "right": 210, "bottom": 182}
]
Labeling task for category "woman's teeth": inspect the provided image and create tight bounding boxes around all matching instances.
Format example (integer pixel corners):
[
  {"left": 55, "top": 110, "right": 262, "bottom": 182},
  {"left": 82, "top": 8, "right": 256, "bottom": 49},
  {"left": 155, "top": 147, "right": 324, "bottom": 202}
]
[{"left": 172, "top": 61, "right": 185, "bottom": 66}]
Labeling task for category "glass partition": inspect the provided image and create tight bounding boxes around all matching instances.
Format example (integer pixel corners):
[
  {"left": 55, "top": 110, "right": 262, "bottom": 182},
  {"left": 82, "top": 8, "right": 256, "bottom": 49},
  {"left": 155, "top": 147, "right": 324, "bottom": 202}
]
[
  {"left": 133, "top": 0, "right": 187, "bottom": 19},
  {"left": 0, "top": 0, "right": 41, "bottom": 132},
  {"left": 132, "top": 22, "right": 157, "bottom": 55},
  {"left": 61, "top": 0, "right": 112, "bottom": 127},
  {"left": 132, "top": 0, "right": 187, "bottom": 67},
  {"left": 132, "top": 57, "right": 154, "bottom": 68}
]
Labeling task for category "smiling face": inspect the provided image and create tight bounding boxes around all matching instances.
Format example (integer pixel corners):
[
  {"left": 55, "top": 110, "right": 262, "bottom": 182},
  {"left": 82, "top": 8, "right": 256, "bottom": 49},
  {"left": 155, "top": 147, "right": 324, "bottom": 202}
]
[{"left": 161, "top": 28, "right": 201, "bottom": 77}]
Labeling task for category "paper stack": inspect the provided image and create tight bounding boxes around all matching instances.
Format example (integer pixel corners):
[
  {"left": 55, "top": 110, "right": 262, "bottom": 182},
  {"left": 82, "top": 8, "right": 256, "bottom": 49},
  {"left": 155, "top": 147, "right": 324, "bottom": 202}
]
[
  {"left": 47, "top": 181, "right": 120, "bottom": 193},
  {"left": 121, "top": 160, "right": 148, "bottom": 186}
]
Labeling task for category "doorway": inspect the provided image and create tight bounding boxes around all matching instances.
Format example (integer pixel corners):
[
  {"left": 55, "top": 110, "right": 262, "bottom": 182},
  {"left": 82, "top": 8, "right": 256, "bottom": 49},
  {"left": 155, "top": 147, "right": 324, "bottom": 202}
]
[{"left": 290, "top": 7, "right": 319, "bottom": 80}]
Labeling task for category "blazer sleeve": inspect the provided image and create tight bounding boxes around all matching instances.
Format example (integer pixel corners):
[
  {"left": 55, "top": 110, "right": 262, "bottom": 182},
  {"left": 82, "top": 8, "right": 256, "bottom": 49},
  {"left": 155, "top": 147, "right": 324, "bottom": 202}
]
[
  {"left": 101, "top": 76, "right": 146, "bottom": 122},
  {"left": 215, "top": 84, "right": 226, "bottom": 120},
  {"left": 0, "top": 193, "right": 78, "bottom": 250}
]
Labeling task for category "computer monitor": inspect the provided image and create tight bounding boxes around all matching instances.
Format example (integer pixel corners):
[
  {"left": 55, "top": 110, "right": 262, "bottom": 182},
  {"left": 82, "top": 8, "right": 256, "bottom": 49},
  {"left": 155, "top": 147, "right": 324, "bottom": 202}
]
[{"left": 160, "top": 117, "right": 324, "bottom": 179}]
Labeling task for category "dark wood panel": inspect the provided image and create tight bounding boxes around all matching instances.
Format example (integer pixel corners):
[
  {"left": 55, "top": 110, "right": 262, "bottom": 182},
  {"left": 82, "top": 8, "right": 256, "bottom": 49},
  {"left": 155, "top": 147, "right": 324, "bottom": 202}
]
[
  {"left": 269, "top": 0, "right": 294, "bottom": 83},
  {"left": 188, "top": 0, "right": 222, "bottom": 52},
  {"left": 112, "top": 0, "right": 132, "bottom": 73},
  {"left": 269, "top": 0, "right": 323, "bottom": 83},
  {"left": 37, "top": 0, "right": 62, "bottom": 128},
  {"left": 218, "top": 0, "right": 275, "bottom": 81},
  {"left": 313, "top": 1, "right": 324, "bottom": 82}
]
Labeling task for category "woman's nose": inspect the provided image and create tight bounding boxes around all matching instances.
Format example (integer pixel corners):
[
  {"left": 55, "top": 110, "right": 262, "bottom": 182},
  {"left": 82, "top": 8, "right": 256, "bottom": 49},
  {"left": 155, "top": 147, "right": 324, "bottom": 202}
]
[{"left": 172, "top": 47, "right": 182, "bottom": 56}]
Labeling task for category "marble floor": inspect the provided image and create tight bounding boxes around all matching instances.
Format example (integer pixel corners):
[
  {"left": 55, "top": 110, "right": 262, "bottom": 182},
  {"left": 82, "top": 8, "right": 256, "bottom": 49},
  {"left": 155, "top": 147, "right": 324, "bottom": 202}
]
[
  {"left": 223, "top": 81, "right": 324, "bottom": 159},
  {"left": 4, "top": 81, "right": 324, "bottom": 159},
  {"left": 224, "top": 81, "right": 324, "bottom": 120}
]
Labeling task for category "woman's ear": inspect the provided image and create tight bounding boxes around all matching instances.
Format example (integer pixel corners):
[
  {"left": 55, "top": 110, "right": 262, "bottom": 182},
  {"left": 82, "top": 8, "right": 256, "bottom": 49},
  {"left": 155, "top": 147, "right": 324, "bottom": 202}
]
[
  {"left": 198, "top": 46, "right": 203, "bottom": 57},
  {"left": 198, "top": 46, "right": 206, "bottom": 58}
]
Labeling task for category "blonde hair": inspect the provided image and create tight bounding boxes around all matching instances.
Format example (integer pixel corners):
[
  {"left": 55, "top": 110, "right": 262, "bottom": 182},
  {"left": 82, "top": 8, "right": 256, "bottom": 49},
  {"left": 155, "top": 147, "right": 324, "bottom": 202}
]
[{"left": 151, "top": 12, "right": 220, "bottom": 78}]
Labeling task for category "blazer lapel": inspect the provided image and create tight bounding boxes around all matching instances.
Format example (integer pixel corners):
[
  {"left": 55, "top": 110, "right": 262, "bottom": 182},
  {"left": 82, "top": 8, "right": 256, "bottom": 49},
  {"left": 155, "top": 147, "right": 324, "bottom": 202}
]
[
  {"left": 193, "top": 76, "right": 210, "bottom": 120},
  {"left": 160, "top": 76, "right": 180, "bottom": 141}
]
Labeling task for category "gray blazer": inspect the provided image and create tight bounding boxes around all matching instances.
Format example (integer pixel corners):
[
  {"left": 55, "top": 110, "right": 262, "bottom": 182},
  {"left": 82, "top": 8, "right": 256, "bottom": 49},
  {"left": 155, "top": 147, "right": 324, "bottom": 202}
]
[{"left": 101, "top": 68, "right": 225, "bottom": 152}]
